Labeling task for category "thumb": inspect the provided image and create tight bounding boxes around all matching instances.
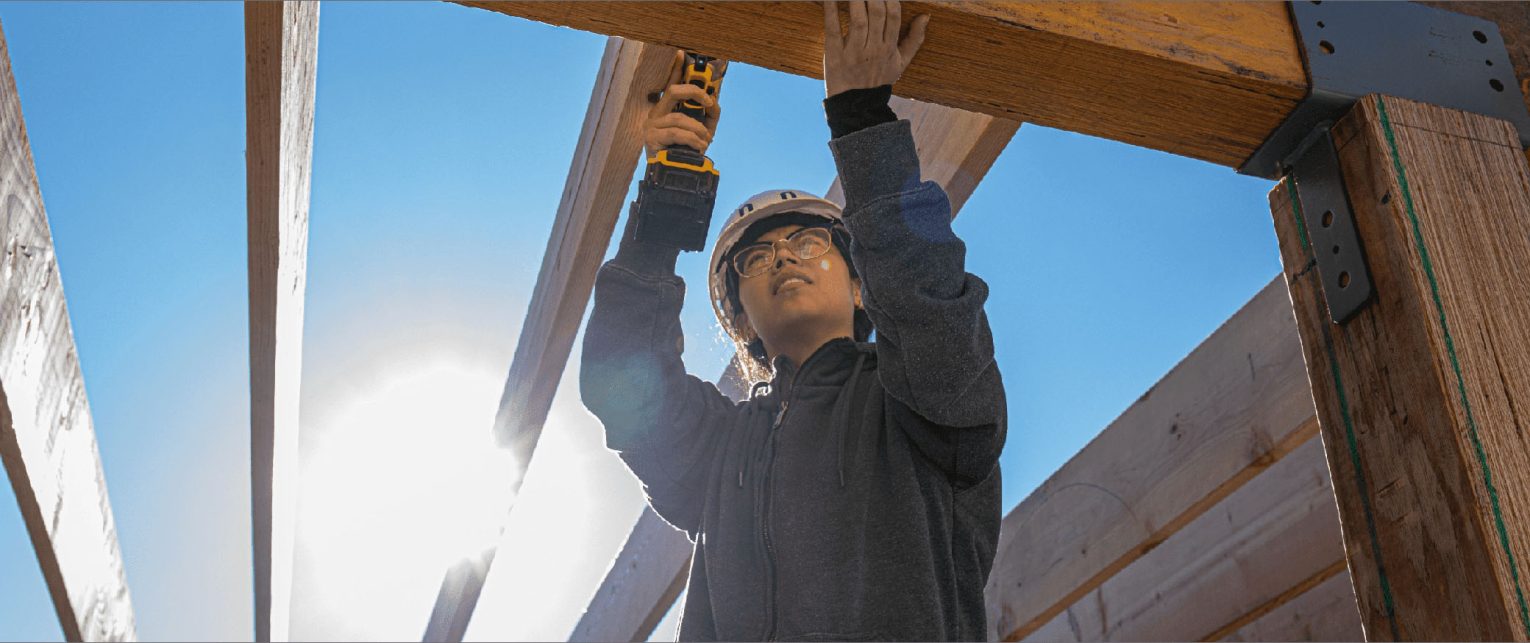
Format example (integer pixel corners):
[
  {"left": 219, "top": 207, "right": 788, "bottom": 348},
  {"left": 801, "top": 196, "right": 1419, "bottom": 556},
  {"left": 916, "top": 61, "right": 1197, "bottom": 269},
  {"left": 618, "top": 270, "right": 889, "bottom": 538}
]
[{"left": 897, "top": 14, "right": 929, "bottom": 69}]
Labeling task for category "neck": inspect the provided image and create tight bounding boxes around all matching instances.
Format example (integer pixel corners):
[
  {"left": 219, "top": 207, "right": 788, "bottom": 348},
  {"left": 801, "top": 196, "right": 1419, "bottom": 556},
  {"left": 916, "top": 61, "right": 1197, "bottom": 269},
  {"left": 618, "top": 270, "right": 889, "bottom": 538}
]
[{"left": 766, "top": 326, "right": 853, "bottom": 374}]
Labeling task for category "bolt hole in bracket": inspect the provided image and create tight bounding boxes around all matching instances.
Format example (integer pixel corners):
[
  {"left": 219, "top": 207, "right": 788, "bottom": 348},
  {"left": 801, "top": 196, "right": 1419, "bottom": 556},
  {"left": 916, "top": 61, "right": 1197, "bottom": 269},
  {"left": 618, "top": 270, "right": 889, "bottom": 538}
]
[{"left": 1239, "top": 1, "right": 1530, "bottom": 324}]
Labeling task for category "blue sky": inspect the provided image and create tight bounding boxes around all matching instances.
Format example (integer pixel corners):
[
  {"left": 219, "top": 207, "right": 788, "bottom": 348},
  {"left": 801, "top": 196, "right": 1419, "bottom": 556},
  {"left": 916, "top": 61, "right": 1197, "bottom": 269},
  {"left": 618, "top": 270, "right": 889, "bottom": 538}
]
[{"left": 0, "top": 2, "right": 1282, "bottom": 641}]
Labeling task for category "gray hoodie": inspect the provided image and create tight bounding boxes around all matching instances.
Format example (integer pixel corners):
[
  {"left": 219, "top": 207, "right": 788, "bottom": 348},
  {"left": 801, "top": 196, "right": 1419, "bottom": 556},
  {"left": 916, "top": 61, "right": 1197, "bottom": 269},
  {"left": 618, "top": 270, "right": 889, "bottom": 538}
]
[{"left": 580, "top": 118, "right": 1005, "bottom": 641}]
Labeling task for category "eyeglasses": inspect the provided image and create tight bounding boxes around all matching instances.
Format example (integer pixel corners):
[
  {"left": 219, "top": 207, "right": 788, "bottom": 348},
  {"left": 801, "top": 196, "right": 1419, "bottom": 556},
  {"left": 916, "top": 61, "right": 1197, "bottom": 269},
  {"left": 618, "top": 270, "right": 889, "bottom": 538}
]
[{"left": 730, "top": 226, "right": 834, "bottom": 278}]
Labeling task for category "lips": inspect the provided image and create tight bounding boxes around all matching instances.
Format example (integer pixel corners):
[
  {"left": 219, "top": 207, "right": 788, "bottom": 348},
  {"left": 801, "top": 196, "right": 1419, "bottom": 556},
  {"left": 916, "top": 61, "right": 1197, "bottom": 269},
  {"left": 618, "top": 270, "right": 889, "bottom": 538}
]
[{"left": 771, "top": 270, "right": 814, "bottom": 295}]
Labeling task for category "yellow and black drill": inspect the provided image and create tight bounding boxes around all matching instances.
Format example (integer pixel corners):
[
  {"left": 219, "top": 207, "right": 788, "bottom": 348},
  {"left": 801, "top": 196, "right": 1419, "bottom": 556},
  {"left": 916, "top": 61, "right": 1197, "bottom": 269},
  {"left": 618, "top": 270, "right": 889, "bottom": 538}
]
[{"left": 631, "top": 51, "right": 727, "bottom": 251}]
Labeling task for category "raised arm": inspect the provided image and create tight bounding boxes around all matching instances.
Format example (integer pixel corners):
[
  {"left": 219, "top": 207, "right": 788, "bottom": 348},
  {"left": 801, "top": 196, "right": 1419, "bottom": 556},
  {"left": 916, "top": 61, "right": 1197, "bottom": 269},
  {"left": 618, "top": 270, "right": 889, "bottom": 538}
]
[{"left": 579, "top": 52, "right": 735, "bottom": 537}]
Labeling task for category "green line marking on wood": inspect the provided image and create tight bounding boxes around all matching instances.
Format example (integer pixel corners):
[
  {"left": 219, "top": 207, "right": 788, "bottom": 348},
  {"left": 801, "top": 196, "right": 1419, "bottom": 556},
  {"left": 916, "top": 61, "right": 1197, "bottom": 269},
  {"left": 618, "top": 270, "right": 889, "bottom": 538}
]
[{"left": 1377, "top": 95, "right": 1530, "bottom": 635}]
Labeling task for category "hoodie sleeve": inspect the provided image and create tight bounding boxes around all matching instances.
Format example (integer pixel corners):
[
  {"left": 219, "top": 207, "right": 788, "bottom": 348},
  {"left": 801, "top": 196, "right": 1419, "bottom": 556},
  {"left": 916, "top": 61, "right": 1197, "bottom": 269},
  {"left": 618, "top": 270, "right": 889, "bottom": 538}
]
[
  {"left": 828, "top": 118, "right": 1006, "bottom": 487},
  {"left": 579, "top": 215, "right": 741, "bottom": 538}
]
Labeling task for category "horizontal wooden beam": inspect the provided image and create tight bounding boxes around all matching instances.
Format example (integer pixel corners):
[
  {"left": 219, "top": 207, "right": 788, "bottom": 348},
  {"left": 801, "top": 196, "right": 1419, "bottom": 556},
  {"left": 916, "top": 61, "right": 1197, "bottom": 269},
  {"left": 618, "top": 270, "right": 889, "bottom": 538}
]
[
  {"left": 574, "top": 96, "right": 1018, "bottom": 642},
  {"left": 244, "top": 3, "right": 318, "bottom": 641},
  {"left": 0, "top": 19, "right": 137, "bottom": 642},
  {"left": 1020, "top": 437, "right": 1349, "bottom": 642},
  {"left": 457, "top": 1, "right": 1305, "bottom": 168},
  {"left": 421, "top": 36, "right": 676, "bottom": 643},
  {"left": 1218, "top": 570, "right": 1363, "bottom": 642},
  {"left": 986, "top": 275, "right": 1319, "bottom": 641}
]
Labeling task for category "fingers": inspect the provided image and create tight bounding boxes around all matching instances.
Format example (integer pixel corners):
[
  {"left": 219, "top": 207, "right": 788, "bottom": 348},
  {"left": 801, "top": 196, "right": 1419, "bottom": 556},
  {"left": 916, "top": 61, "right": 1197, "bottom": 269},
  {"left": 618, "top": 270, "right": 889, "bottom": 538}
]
[
  {"left": 848, "top": 0, "right": 867, "bottom": 51},
  {"left": 884, "top": 0, "right": 901, "bottom": 47},
  {"left": 652, "top": 81, "right": 714, "bottom": 116},
  {"left": 648, "top": 124, "right": 712, "bottom": 155},
  {"left": 897, "top": 13, "right": 929, "bottom": 68},
  {"left": 822, "top": 1, "right": 841, "bottom": 52},
  {"left": 867, "top": 0, "right": 886, "bottom": 47}
]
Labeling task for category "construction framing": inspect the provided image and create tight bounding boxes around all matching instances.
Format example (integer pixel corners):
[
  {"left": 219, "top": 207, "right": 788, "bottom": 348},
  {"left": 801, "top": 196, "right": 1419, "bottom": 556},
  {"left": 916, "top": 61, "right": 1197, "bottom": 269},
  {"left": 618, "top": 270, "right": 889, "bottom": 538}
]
[{"left": 3, "top": 2, "right": 1530, "bottom": 642}]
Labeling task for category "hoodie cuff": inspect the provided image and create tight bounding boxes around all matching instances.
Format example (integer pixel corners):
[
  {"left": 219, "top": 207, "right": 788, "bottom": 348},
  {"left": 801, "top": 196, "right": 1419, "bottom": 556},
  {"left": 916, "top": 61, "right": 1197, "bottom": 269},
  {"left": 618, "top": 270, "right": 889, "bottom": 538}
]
[
  {"left": 610, "top": 205, "right": 681, "bottom": 277},
  {"left": 827, "top": 118, "right": 922, "bottom": 214}
]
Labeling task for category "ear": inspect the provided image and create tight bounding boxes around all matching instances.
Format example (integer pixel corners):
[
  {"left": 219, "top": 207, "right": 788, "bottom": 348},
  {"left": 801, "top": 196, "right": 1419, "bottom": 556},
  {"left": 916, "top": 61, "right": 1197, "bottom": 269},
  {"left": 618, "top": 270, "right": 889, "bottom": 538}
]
[{"left": 851, "top": 277, "right": 864, "bottom": 309}]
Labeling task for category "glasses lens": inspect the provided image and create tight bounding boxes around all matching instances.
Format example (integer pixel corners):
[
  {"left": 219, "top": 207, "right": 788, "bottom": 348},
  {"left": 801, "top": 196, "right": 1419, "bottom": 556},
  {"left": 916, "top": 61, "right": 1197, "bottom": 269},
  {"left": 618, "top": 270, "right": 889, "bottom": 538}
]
[
  {"left": 789, "top": 227, "right": 833, "bottom": 260},
  {"left": 733, "top": 244, "right": 773, "bottom": 277}
]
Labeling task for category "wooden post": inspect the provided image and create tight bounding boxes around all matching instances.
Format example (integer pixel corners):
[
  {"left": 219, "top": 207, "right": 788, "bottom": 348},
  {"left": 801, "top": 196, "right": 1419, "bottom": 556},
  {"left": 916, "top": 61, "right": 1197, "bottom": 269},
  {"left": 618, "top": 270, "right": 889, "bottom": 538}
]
[
  {"left": 0, "top": 18, "right": 137, "bottom": 643},
  {"left": 1269, "top": 95, "right": 1530, "bottom": 640},
  {"left": 245, "top": 3, "right": 318, "bottom": 641}
]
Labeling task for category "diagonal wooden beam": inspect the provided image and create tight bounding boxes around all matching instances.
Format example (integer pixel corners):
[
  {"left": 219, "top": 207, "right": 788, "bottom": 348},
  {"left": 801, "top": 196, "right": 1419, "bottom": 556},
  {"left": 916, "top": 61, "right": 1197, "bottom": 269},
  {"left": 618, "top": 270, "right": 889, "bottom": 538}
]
[
  {"left": 244, "top": 3, "right": 318, "bottom": 641},
  {"left": 420, "top": 36, "right": 675, "bottom": 643},
  {"left": 572, "top": 97, "right": 1019, "bottom": 642},
  {"left": 458, "top": 1, "right": 1304, "bottom": 169},
  {"left": 0, "top": 18, "right": 137, "bottom": 643}
]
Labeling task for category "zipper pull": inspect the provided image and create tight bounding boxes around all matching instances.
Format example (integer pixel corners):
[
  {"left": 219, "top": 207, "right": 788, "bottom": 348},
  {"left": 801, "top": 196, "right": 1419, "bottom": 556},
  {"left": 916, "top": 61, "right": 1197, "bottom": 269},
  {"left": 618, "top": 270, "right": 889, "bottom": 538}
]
[{"left": 772, "top": 401, "right": 789, "bottom": 429}]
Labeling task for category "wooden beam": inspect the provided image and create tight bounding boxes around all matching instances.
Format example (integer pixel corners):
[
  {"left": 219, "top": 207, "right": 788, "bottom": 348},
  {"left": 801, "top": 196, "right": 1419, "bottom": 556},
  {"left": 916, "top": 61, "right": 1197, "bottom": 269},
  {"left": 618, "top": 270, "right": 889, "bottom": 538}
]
[
  {"left": 987, "top": 275, "right": 1319, "bottom": 642},
  {"left": 245, "top": 3, "right": 317, "bottom": 641},
  {"left": 1269, "top": 95, "right": 1530, "bottom": 640},
  {"left": 1218, "top": 571, "right": 1363, "bottom": 642},
  {"left": 573, "top": 98, "right": 1017, "bottom": 641},
  {"left": 0, "top": 19, "right": 137, "bottom": 643},
  {"left": 570, "top": 507, "right": 694, "bottom": 642},
  {"left": 420, "top": 36, "right": 676, "bottom": 643},
  {"left": 457, "top": 1, "right": 1304, "bottom": 168},
  {"left": 1020, "top": 437, "right": 1348, "bottom": 642}
]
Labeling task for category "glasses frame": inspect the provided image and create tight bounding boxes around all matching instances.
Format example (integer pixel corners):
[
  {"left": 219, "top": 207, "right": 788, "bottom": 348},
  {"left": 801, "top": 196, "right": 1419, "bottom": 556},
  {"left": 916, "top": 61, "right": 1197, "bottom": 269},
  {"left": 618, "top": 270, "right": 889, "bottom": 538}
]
[{"left": 729, "top": 225, "right": 835, "bottom": 278}]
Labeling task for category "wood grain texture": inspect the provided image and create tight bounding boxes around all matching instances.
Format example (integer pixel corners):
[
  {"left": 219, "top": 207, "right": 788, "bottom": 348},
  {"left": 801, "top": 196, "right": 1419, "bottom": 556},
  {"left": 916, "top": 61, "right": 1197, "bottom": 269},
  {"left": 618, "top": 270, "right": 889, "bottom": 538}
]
[
  {"left": 421, "top": 37, "right": 676, "bottom": 643},
  {"left": 455, "top": 1, "right": 1305, "bottom": 168},
  {"left": 575, "top": 98, "right": 1016, "bottom": 641},
  {"left": 987, "top": 276, "right": 1318, "bottom": 642},
  {"left": 1219, "top": 570, "right": 1363, "bottom": 642},
  {"left": 245, "top": 3, "right": 317, "bottom": 641},
  {"left": 1269, "top": 94, "right": 1530, "bottom": 641},
  {"left": 1019, "top": 437, "right": 1346, "bottom": 642},
  {"left": 0, "top": 19, "right": 137, "bottom": 643},
  {"left": 571, "top": 508, "right": 694, "bottom": 642}
]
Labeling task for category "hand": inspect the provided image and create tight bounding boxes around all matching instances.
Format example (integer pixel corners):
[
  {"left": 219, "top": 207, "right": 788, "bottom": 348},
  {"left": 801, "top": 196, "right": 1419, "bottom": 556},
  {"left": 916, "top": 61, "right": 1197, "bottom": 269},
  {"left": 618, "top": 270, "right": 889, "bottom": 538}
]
[
  {"left": 821, "top": 0, "right": 929, "bottom": 98},
  {"left": 644, "top": 49, "right": 724, "bottom": 159}
]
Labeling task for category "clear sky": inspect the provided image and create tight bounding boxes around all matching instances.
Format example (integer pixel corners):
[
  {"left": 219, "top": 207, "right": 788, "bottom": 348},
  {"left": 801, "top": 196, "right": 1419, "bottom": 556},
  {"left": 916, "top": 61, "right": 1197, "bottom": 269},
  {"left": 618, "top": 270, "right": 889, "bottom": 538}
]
[{"left": 0, "top": 2, "right": 1283, "bottom": 641}]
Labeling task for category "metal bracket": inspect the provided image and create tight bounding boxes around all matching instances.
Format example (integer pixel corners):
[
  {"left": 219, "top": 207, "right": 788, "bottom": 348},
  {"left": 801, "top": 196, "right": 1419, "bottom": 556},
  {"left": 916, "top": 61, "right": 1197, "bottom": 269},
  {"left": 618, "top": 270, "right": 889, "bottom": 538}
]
[
  {"left": 1240, "top": 1, "right": 1530, "bottom": 323},
  {"left": 1291, "top": 129, "right": 1373, "bottom": 324}
]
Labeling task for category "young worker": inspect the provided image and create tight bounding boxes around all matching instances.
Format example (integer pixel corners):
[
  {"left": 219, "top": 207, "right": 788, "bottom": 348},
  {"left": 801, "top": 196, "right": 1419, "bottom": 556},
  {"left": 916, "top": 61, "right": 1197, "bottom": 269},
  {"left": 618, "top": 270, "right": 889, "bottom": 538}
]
[{"left": 580, "top": 1, "right": 1005, "bottom": 639}]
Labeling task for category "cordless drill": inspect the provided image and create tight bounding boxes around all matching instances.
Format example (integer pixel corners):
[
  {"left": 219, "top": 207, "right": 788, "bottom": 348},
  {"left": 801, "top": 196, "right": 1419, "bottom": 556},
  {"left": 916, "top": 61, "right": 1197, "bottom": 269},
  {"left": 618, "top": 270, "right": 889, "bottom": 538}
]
[{"left": 630, "top": 51, "right": 726, "bottom": 251}]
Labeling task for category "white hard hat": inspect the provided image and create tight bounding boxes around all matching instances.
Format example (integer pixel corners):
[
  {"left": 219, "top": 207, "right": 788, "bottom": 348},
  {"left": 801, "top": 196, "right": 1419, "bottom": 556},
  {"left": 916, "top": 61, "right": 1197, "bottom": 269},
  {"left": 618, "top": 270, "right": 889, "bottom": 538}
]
[{"left": 707, "top": 189, "right": 844, "bottom": 337}]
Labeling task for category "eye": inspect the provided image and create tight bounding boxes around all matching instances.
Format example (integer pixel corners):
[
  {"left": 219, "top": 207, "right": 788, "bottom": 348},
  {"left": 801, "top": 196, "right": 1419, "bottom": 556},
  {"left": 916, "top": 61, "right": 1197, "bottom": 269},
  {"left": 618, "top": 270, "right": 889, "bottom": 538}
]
[
  {"left": 736, "top": 246, "right": 772, "bottom": 275},
  {"left": 792, "top": 229, "right": 832, "bottom": 259}
]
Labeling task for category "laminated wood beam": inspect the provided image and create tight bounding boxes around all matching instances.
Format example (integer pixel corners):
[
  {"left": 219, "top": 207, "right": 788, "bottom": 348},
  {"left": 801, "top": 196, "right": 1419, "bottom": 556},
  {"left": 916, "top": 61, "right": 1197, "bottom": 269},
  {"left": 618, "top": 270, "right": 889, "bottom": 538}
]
[
  {"left": 573, "top": 96, "right": 1017, "bottom": 642},
  {"left": 1019, "top": 438, "right": 1349, "bottom": 642},
  {"left": 1218, "top": 571, "right": 1363, "bottom": 642},
  {"left": 1269, "top": 95, "right": 1530, "bottom": 641},
  {"left": 986, "top": 276, "right": 1319, "bottom": 642},
  {"left": 244, "top": 3, "right": 318, "bottom": 641},
  {"left": 456, "top": 1, "right": 1306, "bottom": 169},
  {"left": 421, "top": 36, "right": 676, "bottom": 643},
  {"left": 0, "top": 19, "right": 137, "bottom": 643}
]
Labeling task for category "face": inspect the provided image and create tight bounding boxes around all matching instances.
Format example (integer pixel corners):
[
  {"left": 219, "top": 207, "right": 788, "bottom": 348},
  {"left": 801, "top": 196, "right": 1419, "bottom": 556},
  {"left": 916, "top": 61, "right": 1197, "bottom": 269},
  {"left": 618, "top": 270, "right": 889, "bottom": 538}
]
[{"left": 733, "top": 223, "right": 861, "bottom": 357}]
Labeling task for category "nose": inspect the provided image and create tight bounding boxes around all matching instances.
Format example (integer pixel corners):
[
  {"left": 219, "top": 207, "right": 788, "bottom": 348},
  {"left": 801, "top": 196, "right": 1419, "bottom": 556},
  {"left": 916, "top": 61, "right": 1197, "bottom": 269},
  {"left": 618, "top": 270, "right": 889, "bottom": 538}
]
[{"left": 773, "top": 245, "right": 801, "bottom": 271}]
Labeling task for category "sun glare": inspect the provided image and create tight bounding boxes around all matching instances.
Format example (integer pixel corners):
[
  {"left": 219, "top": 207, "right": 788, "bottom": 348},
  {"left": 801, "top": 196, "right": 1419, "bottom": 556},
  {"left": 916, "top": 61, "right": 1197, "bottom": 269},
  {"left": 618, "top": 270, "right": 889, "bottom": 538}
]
[{"left": 298, "top": 358, "right": 515, "bottom": 625}]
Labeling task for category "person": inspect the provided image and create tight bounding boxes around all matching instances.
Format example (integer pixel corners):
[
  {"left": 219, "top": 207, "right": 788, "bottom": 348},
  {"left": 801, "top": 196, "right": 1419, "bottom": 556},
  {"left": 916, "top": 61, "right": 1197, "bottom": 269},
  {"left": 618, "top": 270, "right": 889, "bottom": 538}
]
[{"left": 580, "top": 1, "right": 1005, "bottom": 639}]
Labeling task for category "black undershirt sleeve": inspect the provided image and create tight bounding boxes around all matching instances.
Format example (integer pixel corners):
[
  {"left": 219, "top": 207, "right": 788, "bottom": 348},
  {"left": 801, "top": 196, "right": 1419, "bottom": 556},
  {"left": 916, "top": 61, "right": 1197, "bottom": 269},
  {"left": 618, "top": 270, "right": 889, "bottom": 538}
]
[{"left": 824, "top": 84, "right": 897, "bottom": 139}]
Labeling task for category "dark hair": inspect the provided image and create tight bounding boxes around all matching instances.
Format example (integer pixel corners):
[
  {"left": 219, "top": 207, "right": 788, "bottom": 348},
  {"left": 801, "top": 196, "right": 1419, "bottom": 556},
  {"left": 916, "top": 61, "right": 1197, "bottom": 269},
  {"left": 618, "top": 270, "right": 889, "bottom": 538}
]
[{"left": 721, "top": 212, "right": 874, "bottom": 384}]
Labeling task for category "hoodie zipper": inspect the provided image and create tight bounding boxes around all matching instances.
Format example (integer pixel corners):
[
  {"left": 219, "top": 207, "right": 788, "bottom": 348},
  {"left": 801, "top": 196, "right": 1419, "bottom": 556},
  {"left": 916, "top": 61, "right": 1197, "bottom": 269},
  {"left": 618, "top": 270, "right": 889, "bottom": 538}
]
[
  {"left": 758, "top": 341, "right": 847, "bottom": 640},
  {"left": 761, "top": 396, "right": 789, "bottom": 641}
]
